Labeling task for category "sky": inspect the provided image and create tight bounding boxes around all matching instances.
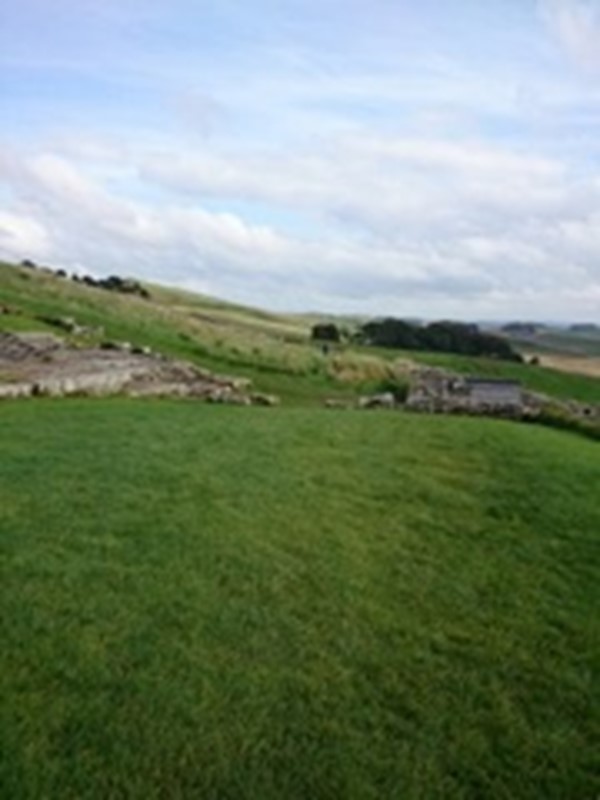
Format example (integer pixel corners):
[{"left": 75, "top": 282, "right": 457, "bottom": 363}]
[{"left": 1, "top": 0, "right": 599, "bottom": 321}]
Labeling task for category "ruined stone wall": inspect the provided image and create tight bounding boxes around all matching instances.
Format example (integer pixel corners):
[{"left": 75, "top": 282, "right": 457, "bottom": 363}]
[
  {"left": 0, "top": 332, "right": 278, "bottom": 405},
  {"left": 406, "top": 369, "right": 523, "bottom": 417}
]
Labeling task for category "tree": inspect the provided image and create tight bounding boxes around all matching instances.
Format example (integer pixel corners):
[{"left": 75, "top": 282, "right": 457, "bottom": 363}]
[
  {"left": 311, "top": 323, "right": 341, "bottom": 343},
  {"left": 356, "top": 317, "right": 522, "bottom": 362}
]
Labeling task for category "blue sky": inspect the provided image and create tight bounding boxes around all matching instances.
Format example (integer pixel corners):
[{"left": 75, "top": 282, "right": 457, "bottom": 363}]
[{"left": 1, "top": 0, "right": 599, "bottom": 320}]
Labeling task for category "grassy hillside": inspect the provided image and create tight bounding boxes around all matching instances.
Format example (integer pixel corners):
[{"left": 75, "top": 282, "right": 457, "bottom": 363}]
[
  {"left": 0, "top": 262, "right": 407, "bottom": 405},
  {"left": 506, "top": 327, "right": 600, "bottom": 358},
  {"left": 2, "top": 400, "right": 599, "bottom": 799},
  {"left": 2, "top": 261, "right": 599, "bottom": 405}
]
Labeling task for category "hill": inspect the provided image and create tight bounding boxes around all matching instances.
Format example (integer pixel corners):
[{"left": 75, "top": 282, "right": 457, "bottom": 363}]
[
  {"left": 501, "top": 323, "right": 600, "bottom": 358},
  {"left": 2, "top": 261, "right": 599, "bottom": 405},
  {"left": 497, "top": 322, "right": 600, "bottom": 379}
]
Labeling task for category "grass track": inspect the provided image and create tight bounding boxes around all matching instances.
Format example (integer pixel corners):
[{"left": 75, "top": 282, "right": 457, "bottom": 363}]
[{"left": 1, "top": 400, "right": 599, "bottom": 798}]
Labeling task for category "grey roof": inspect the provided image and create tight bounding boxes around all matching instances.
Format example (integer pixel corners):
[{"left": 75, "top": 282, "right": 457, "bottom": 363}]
[{"left": 465, "top": 377, "right": 521, "bottom": 387}]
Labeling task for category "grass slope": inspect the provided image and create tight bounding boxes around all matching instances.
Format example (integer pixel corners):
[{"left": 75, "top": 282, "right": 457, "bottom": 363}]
[
  {"left": 2, "top": 400, "right": 599, "bottom": 799},
  {"left": 507, "top": 328, "right": 600, "bottom": 358},
  {"left": 2, "top": 261, "right": 599, "bottom": 405}
]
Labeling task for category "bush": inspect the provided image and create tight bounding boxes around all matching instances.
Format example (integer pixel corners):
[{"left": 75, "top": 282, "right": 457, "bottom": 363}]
[
  {"left": 375, "top": 378, "right": 409, "bottom": 403},
  {"left": 527, "top": 406, "right": 600, "bottom": 442}
]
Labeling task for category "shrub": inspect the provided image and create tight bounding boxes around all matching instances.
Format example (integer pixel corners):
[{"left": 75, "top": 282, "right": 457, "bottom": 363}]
[
  {"left": 375, "top": 377, "right": 410, "bottom": 402},
  {"left": 527, "top": 406, "right": 600, "bottom": 442}
]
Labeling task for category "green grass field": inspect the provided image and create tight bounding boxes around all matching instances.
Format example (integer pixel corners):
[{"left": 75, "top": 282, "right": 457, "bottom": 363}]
[{"left": 2, "top": 400, "right": 599, "bottom": 799}]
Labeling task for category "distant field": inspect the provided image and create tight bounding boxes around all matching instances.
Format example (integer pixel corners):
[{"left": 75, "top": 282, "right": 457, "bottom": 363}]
[
  {"left": 2, "top": 400, "right": 599, "bottom": 799},
  {"left": 507, "top": 329, "right": 600, "bottom": 358},
  {"left": 537, "top": 354, "right": 600, "bottom": 379}
]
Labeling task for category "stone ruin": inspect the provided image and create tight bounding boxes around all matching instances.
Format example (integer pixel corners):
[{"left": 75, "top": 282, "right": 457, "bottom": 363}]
[
  {"left": 328, "top": 366, "right": 598, "bottom": 427},
  {"left": 330, "top": 370, "right": 525, "bottom": 416},
  {"left": 405, "top": 367, "right": 598, "bottom": 424},
  {"left": 0, "top": 331, "right": 279, "bottom": 406},
  {"left": 406, "top": 369, "right": 523, "bottom": 417}
]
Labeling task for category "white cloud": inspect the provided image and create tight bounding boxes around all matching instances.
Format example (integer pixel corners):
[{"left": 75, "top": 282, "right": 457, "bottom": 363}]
[
  {"left": 540, "top": 0, "right": 600, "bottom": 72},
  {"left": 140, "top": 136, "right": 569, "bottom": 230},
  {"left": 1, "top": 139, "right": 599, "bottom": 321},
  {"left": 0, "top": 211, "right": 51, "bottom": 259},
  {"left": 139, "top": 134, "right": 596, "bottom": 269}
]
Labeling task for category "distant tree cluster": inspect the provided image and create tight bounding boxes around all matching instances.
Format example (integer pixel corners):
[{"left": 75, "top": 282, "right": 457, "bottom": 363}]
[
  {"left": 311, "top": 322, "right": 341, "bottom": 343},
  {"left": 569, "top": 323, "right": 598, "bottom": 333},
  {"left": 72, "top": 273, "right": 150, "bottom": 299},
  {"left": 501, "top": 322, "right": 541, "bottom": 336},
  {"left": 357, "top": 318, "right": 523, "bottom": 362},
  {"left": 20, "top": 259, "right": 149, "bottom": 299}
]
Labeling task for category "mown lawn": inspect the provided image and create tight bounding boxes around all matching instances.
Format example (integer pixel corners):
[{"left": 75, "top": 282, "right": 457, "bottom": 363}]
[{"left": 1, "top": 401, "right": 599, "bottom": 799}]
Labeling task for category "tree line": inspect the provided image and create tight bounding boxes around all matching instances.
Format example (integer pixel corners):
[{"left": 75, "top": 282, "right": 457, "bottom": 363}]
[{"left": 312, "top": 318, "right": 522, "bottom": 362}]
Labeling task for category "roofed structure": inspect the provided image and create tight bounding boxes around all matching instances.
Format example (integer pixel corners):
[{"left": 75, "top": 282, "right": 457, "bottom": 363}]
[{"left": 406, "top": 370, "right": 523, "bottom": 416}]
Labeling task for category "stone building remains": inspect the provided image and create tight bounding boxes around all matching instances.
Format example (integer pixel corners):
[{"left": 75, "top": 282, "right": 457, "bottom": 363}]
[{"left": 406, "top": 369, "right": 523, "bottom": 416}]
